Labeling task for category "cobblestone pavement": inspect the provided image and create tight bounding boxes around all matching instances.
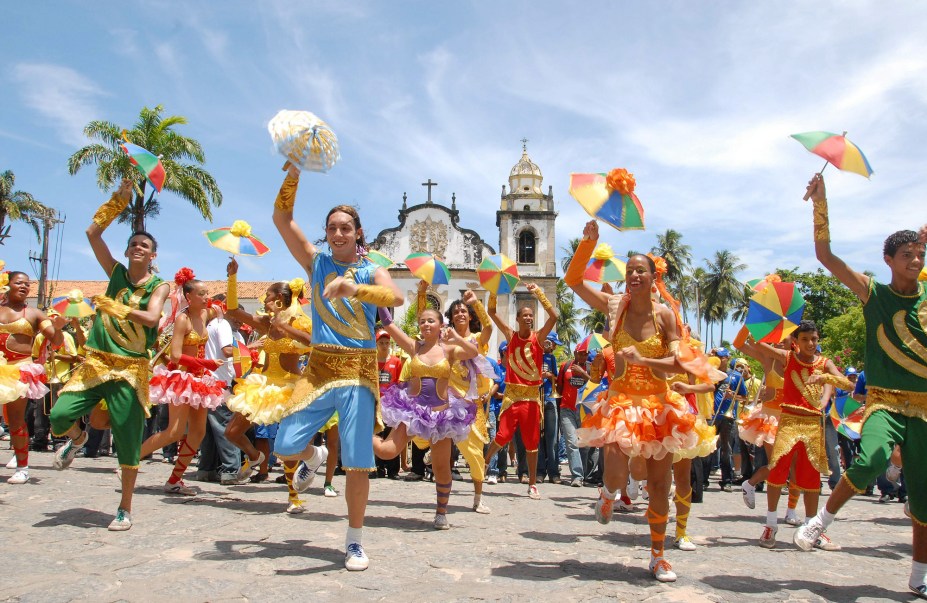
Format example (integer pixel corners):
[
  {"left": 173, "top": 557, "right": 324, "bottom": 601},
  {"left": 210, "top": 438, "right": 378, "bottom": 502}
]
[{"left": 0, "top": 451, "right": 915, "bottom": 602}]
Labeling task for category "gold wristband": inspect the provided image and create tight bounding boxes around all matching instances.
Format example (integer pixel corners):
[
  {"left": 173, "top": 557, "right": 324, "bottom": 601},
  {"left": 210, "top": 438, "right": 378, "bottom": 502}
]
[
  {"left": 92, "top": 294, "right": 132, "bottom": 320},
  {"left": 92, "top": 192, "right": 130, "bottom": 230},
  {"left": 355, "top": 284, "right": 395, "bottom": 307},
  {"left": 532, "top": 288, "right": 553, "bottom": 311},
  {"left": 813, "top": 197, "right": 830, "bottom": 243},
  {"left": 487, "top": 293, "right": 497, "bottom": 314},
  {"left": 38, "top": 319, "right": 53, "bottom": 331},
  {"left": 471, "top": 299, "right": 491, "bottom": 330},
  {"left": 227, "top": 273, "right": 239, "bottom": 310},
  {"left": 820, "top": 373, "right": 853, "bottom": 391},
  {"left": 417, "top": 287, "right": 428, "bottom": 313},
  {"left": 274, "top": 175, "right": 299, "bottom": 212}
]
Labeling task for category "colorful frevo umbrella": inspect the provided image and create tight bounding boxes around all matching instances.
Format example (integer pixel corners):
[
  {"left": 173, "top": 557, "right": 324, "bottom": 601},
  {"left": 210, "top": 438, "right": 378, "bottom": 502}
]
[
  {"left": 830, "top": 394, "right": 864, "bottom": 440},
  {"left": 578, "top": 380, "right": 608, "bottom": 421},
  {"left": 477, "top": 254, "right": 520, "bottom": 295},
  {"left": 204, "top": 220, "right": 270, "bottom": 257},
  {"left": 120, "top": 141, "right": 166, "bottom": 193},
  {"left": 745, "top": 273, "right": 782, "bottom": 292},
  {"left": 744, "top": 281, "right": 805, "bottom": 344},
  {"left": 583, "top": 243, "right": 626, "bottom": 283},
  {"left": 50, "top": 289, "right": 95, "bottom": 318},
  {"left": 791, "top": 131, "right": 873, "bottom": 200},
  {"left": 268, "top": 109, "right": 340, "bottom": 173},
  {"left": 569, "top": 168, "right": 644, "bottom": 232},
  {"left": 576, "top": 333, "right": 611, "bottom": 353},
  {"left": 366, "top": 249, "right": 394, "bottom": 268},
  {"left": 231, "top": 339, "right": 253, "bottom": 379},
  {"left": 405, "top": 252, "right": 451, "bottom": 285}
]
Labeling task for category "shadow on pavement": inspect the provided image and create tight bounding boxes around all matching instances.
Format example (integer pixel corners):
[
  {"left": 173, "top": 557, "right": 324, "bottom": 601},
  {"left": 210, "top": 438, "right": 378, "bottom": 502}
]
[
  {"left": 700, "top": 573, "right": 911, "bottom": 602},
  {"left": 492, "top": 558, "right": 653, "bottom": 584},
  {"left": 33, "top": 507, "right": 113, "bottom": 529},
  {"left": 195, "top": 538, "right": 342, "bottom": 575}
]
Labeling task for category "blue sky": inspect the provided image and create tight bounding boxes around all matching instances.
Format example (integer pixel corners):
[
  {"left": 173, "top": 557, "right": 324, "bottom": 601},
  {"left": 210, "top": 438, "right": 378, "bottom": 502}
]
[{"left": 2, "top": 2, "right": 926, "bottom": 337}]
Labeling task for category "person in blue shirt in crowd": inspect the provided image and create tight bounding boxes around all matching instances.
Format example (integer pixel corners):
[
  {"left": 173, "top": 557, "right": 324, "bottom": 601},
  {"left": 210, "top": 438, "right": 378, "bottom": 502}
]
[
  {"left": 537, "top": 332, "right": 562, "bottom": 484},
  {"left": 485, "top": 343, "right": 508, "bottom": 483},
  {"left": 712, "top": 348, "right": 747, "bottom": 491}
]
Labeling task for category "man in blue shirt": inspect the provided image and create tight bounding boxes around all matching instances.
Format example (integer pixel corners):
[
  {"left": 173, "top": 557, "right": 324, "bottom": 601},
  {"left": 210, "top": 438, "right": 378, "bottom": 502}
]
[
  {"left": 712, "top": 349, "right": 747, "bottom": 491},
  {"left": 537, "top": 332, "right": 562, "bottom": 484},
  {"left": 486, "top": 343, "right": 508, "bottom": 483}
]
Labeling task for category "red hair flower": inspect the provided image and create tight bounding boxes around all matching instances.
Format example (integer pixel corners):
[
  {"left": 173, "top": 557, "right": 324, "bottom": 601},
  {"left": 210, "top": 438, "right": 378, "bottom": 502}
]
[
  {"left": 606, "top": 168, "right": 636, "bottom": 196},
  {"left": 174, "top": 267, "right": 196, "bottom": 287}
]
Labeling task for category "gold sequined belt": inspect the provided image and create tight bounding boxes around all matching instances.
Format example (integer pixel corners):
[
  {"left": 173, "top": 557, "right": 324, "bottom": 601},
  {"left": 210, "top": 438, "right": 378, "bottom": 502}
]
[
  {"left": 501, "top": 383, "right": 541, "bottom": 414},
  {"left": 865, "top": 387, "right": 927, "bottom": 422}
]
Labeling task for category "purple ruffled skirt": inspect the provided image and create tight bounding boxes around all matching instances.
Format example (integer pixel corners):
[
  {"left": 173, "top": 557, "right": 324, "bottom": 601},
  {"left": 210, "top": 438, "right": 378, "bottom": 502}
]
[{"left": 380, "top": 381, "right": 475, "bottom": 443}]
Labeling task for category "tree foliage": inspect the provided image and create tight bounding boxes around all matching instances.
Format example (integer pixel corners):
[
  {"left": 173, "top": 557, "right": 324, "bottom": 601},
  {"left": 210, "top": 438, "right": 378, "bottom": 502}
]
[
  {"left": 821, "top": 305, "right": 866, "bottom": 370},
  {"left": 0, "top": 169, "right": 52, "bottom": 242}
]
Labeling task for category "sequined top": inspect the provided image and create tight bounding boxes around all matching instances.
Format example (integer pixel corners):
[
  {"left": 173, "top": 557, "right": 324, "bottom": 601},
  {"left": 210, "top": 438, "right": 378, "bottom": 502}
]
[
  {"left": 0, "top": 316, "right": 34, "bottom": 337},
  {"left": 781, "top": 352, "right": 828, "bottom": 415},
  {"left": 763, "top": 366, "right": 786, "bottom": 411},
  {"left": 183, "top": 330, "right": 208, "bottom": 347},
  {"left": 409, "top": 355, "right": 451, "bottom": 380},
  {"left": 87, "top": 263, "right": 165, "bottom": 358},
  {"left": 310, "top": 252, "right": 377, "bottom": 350},
  {"left": 609, "top": 328, "right": 669, "bottom": 396}
]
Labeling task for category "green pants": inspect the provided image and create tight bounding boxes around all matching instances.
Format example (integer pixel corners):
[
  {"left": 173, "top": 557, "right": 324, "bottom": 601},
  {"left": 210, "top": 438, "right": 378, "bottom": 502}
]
[
  {"left": 50, "top": 380, "right": 146, "bottom": 468},
  {"left": 844, "top": 409, "right": 927, "bottom": 525}
]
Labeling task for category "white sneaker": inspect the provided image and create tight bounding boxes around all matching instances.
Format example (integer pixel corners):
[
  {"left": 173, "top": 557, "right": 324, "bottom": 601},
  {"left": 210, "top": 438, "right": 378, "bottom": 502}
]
[
  {"left": 108, "top": 508, "right": 132, "bottom": 531},
  {"left": 674, "top": 535, "right": 697, "bottom": 551},
  {"left": 423, "top": 449, "right": 432, "bottom": 466},
  {"left": 54, "top": 434, "right": 86, "bottom": 470},
  {"left": 164, "top": 480, "right": 197, "bottom": 496},
  {"left": 759, "top": 525, "right": 777, "bottom": 549},
  {"left": 5, "top": 456, "right": 17, "bottom": 469},
  {"left": 616, "top": 498, "right": 634, "bottom": 513},
  {"left": 784, "top": 510, "right": 803, "bottom": 526},
  {"left": 293, "top": 446, "right": 328, "bottom": 493},
  {"left": 344, "top": 542, "right": 369, "bottom": 571},
  {"left": 324, "top": 484, "right": 338, "bottom": 498},
  {"left": 640, "top": 480, "right": 649, "bottom": 501},
  {"left": 485, "top": 475, "right": 498, "bottom": 485},
  {"left": 742, "top": 481, "right": 756, "bottom": 509},
  {"left": 527, "top": 484, "right": 540, "bottom": 500},
  {"left": 595, "top": 489, "right": 615, "bottom": 524},
  {"left": 628, "top": 477, "right": 640, "bottom": 500},
  {"left": 7, "top": 469, "right": 29, "bottom": 484},
  {"left": 650, "top": 557, "right": 677, "bottom": 582},
  {"left": 793, "top": 517, "right": 825, "bottom": 551},
  {"left": 814, "top": 533, "right": 841, "bottom": 551},
  {"left": 236, "top": 451, "right": 265, "bottom": 482},
  {"left": 286, "top": 498, "right": 306, "bottom": 514},
  {"left": 473, "top": 499, "right": 491, "bottom": 514},
  {"left": 433, "top": 513, "right": 450, "bottom": 530},
  {"left": 885, "top": 462, "right": 902, "bottom": 486}
]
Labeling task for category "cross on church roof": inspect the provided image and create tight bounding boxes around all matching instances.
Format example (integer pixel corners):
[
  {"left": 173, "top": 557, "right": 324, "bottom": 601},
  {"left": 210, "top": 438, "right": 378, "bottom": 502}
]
[
  {"left": 521, "top": 137, "right": 529, "bottom": 151},
  {"left": 421, "top": 178, "right": 438, "bottom": 204}
]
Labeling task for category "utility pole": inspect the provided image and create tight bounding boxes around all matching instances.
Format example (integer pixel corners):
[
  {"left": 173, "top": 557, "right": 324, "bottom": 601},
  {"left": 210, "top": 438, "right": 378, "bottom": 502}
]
[{"left": 28, "top": 209, "right": 64, "bottom": 310}]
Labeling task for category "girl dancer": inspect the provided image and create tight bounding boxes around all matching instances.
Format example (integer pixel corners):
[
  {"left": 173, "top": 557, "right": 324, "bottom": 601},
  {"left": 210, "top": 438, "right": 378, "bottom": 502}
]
[
  {"left": 142, "top": 269, "right": 228, "bottom": 495},
  {"left": 374, "top": 295, "right": 479, "bottom": 529},
  {"left": 565, "top": 220, "right": 702, "bottom": 583},
  {"left": 0, "top": 270, "right": 63, "bottom": 483}
]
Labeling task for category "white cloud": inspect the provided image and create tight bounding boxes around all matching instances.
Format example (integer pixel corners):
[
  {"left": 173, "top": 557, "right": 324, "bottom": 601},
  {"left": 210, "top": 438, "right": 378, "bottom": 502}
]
[{"left": 11, "top": 63, "right": 107, "bottom": 146}]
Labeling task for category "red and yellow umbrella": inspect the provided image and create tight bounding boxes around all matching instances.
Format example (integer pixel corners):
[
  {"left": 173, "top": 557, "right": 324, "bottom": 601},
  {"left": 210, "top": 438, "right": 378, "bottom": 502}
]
[
  {"left": 405, "top": 252, "right": 450, "bottom": 285},
  {"left": 120, "top": 141, "right": 166, "bottom": 193},
  {"left": 50, "top": 290, "right": 95, "bottom": 318},
  {"left": 204, "top": 220, "right": 270, "bottom": 256},
  {"left": 569, "top": 168, "right": 644, "bottom": 232},
  {"left": 477, "top": 254, "right": 520, "bottom": 295},
  {"left": 791, "top": 131, "right": 873, "bottom": 179},
  {"left": 576, "top": 333, "right": 610, "bottom": 353},
  {"left": 583, "top": 243, "right": 626, "bottom": 283},
  {"left": 745, "top": 281, "right": 805, "bottom": 344}
]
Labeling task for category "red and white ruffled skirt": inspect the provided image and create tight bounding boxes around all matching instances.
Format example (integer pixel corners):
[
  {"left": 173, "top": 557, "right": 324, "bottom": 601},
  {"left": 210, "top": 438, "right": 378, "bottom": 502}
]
[
  {"left": 149, "top": 364, "right": 228, "bottom": 410},
  {"left": 738, "top": 404, "right": 779, "bottom": 446},
  {"left": 0, "top": 361, "right": 50, "bottom": 404}
]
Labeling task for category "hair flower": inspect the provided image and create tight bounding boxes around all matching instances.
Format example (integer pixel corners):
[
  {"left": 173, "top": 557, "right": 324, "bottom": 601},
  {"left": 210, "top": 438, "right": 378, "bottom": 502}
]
[
  {"left": 174, "top": 267, "right": 196, "bottom": 286},
  {"left": 67, "top": 288, "right": 85, "bottom": 304},
  {"left": 288, "top": 277, "right": 306, "bottom": 297},
  {"left": 646, "top": 253, "right": 668, "bottom": 276},
  {"left": 592, "top": 243, "right": 615, "bottom": 261},
  {"left": 606, "top": 168, "right": 636, "bottom": 196},
  {"left": 230, "top": 220, "right": 252, "bottom": 238}
]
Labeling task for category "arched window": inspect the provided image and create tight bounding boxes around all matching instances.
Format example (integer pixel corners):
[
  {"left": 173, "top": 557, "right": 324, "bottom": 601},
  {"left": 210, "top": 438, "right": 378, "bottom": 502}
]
[{"left": 518, "top": 230, "right": 536, "bottom": 264}]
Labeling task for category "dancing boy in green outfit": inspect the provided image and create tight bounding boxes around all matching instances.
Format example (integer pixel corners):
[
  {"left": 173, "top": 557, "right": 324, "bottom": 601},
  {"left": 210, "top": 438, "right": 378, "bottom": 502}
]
[
  {"left": 50, "top": 180, "right": 170, "bottom": 531},
  {"left": 794, "top": 173, "right": 927, "bottom": 599}
]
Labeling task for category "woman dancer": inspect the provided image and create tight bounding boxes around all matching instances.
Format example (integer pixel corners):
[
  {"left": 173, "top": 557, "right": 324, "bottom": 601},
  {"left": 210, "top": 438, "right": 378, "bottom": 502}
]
[
  {"left": 141, "top": 269, "right": 228, "bottom": 495},
  {"left": 0, "top": 270, "right": 64, "bottom": 483},
  {"left": 223, "top": 258, "right": 333, "bottom": 513},
  {"left": 374, "top": 300, "right": 478, "bottom": 529},
  {"left": 445, "top": 288, "right": 495, "bottom": 514},
  {"left": 565, "top": 220, "right": 701, "bottom": 583}
]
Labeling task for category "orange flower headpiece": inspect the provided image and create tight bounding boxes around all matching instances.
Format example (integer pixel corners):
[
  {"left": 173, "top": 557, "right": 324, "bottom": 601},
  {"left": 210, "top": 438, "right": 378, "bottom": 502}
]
[
  {"left": 174, "top": 267, "right": 196, "bottom": 287},
  {"left": 646, "top": 253, "right": 683, "bottom": 337},
  {"left": 606, "top": 168, "right": 636, "bottom": 196}
]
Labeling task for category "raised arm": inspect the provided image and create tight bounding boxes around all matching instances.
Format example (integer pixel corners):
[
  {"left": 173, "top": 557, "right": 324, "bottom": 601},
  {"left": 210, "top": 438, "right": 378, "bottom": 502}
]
[
  {"left": 528, "top": 283, "right": 558, "bottom": 341},
  {"left": 487, "top": 293, "right": 514, "bottom": 342},
  {"left": 272, "top": 164, "right": 318, "bottom": 273},
  {"left": 806, "top": 174, "right": 870, "bottom": 301},
  {"left": 86, "top": 179, "right": 133, "bottom": 276},
  {"left": 224, "top": 257, "right": 270, "bottom": 334},
  {"left": 445, "top": 327, "right": 479, "bottom": 363},
  {"left": 463, "top": 290, "right": 494, "bottom": 352},
  {"left": 564, "top": 221, "right": 610, "bottom": 314}
]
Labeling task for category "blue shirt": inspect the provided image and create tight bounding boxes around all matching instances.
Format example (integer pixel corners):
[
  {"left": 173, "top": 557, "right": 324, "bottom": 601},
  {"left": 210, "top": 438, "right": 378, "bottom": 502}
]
[
  {"left": 490, "top": 357, "right": 505, "bottom": 413},
  {"left": 310, "top": 252, "right": 379, "bottom": 349},
  {"left": 714, "top": 371, "right": 747, "bottom": 413},
  {"left": 541, "top": 352, "right": 559, "bottom": 400},
  {"left": 854, "top": 371, "right": 867, "bottom": 396}
]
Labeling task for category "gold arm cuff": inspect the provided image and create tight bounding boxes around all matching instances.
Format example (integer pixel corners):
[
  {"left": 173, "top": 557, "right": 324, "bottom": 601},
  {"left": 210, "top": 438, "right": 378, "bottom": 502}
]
[
  {"left": 532, "top": 288, "right": 553, "bottom": 312},
  {"left": 355, "top": 284, "right": 395, "bottom": 307},
  {"left": 227, "top": 273, "right": 239, "bottom": 310},
  {"left": 668, "top": 340, "right": 680, "bottom": 353},
  {"left": 92, "top": 294, "right": 132, "bottom": 320},
  {"left": 819, "top": 373, "right": 853, "bottom": 391},
  {"left": 92, "top": 192, "right": 131, "bottom": 230},
  {"left": 417, "top": 287, "right": 428, "bottom": 313},
  {"left": 470, "top": 299, "right": 491, "bottom": 330},
  {"left": 487, "top": 293, "right": 497, "bottom": 314},
  {"left": 812, "top": 197, "right": 830, "bottom": 243},
  {"left": 274, "top": 175, "right": 299, "bottom": 212},
  {"left": 38, "top": 319, "right": 52, "bottom": 331}
]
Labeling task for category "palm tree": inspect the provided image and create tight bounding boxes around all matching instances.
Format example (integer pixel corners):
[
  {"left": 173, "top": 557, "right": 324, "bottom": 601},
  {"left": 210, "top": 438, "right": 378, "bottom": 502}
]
[
  {"left": 67, "top": 104, "right": 222, "bottom": 232},
  {"left": 0, "top": 170, "right": 51, "bottom": 243},
  {"left": 651, "top": 229, "right": 692, "bottom": 285},
  {"left": 701, "top": 250, "right": 747, "bottom": 345},
  {"left": 560, "top": 237, "right": 580, "bottom": 274},
  {"left": 555, "top": 279, "right": 580, "bottom": 349},
  {"left": 580, "top": 308, "right": 608, "bottom": 334}
]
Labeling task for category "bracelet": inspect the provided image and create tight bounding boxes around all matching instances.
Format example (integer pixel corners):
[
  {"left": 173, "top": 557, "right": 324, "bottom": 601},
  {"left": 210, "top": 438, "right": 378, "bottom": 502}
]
[
  {"left": 274, "top": 175, "right": 299, "bottom": 212},
  {"left": 487, "top": 293, "right": 497, "bottom": 314},
  {"left": 355, "top": 284, "right": 395, "bottom": 307},
  {"left": 92, "top": 192, "right": 131, "bottom": 230},
  {"left": 812, "top": 197, "right": 830, "bottom": 243},
  {"left": 227, "top": 273, "right": 239, "bottom": 310},
  {"left": 38, "top": 319, "right": 53, "bottom": 331},
  {"left": 470, "top": 299, "right": 491, "bottom": 330},
  {"left": 819, "top": 373, "right": 853, "bottom": 391},
  {"left": 532, "top": 287, "right": 553, "bottom": 312}
]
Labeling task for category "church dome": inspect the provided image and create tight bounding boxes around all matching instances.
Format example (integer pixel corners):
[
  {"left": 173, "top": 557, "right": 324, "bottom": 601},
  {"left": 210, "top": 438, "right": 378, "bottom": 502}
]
[
  {"left": 508, "top": 143, "right": 543, "bottom": 196},
  {"left": 509, "top": 148, "right": 542, "bottom": 178}
]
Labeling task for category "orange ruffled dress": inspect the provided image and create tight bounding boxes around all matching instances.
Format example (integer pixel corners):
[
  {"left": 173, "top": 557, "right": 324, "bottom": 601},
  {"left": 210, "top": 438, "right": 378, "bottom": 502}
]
[
  {"left": 576, "top": 325, "right": 699, "bottom": 460},
  {"left": 737, "top": 368, "right": 783, "bottom": 447}
]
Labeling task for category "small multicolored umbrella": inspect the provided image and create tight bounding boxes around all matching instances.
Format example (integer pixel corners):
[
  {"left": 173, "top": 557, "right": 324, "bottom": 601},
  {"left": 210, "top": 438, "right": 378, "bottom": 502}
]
[
  {"left": 366, "top": 249, "right": 395, "bottom": 268},
  {"left": 477, "top": 254, "right": 520, "bottom": 295},
  {"left": 268, "top": 110, "right": 340, "bottom": 173},
  {"left": 578, "top": 380, "right": 608, "bottom": 421},
  {"left": 576, "top": 333, "right": 611, "bottom": 353},
  {"left": 405, "top": 252, "right": 451, "bottom": 285},
  {"left": 569, "top": 168, "right": 645, "bottom": 231},
  {"left": 830, "top": 394, "right": 864, "bottom": 440},
  {"left": 50, "top": 289, "right": 95, "bottom": 318},
  {"left": 745, "top": 281, "right": 805, "bottom": 343},
  {"left": 204, "top": 220, "right": 270, "bottom": 257},
  {"left": 231, "top": 339, "right": 253, "bottom": 379},
  {"left": 120, "top": 141, "right": 166, "bottom": 193},
  {"left": 583, "top": 243, "right": 626, "bottom": 283},
  {"left": 745, "top": 273, "right": 782, "bottom": 292},
  {"left": 791, "top": 131, "right": 873, "bottom": 180}
]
